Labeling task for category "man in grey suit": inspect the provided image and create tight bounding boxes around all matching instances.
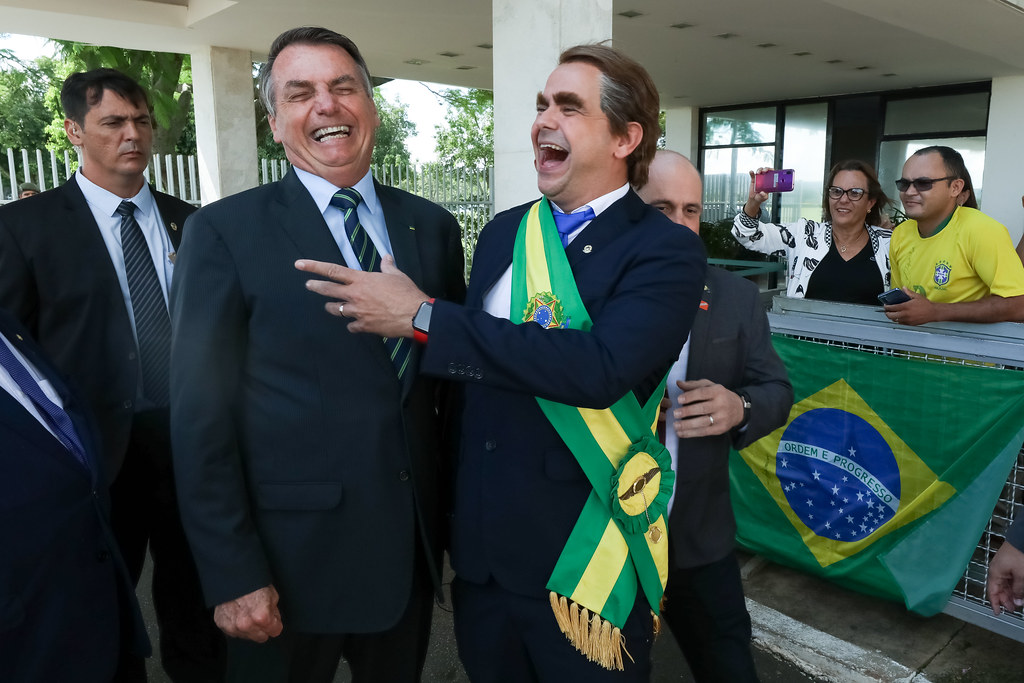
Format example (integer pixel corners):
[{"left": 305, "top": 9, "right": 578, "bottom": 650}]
[
  {"left": 0, "top": 68, "right": 221, "bottom": 682},
  {"left": 637, "top": 151, "right": 793, "bottom": 683},
  {"left": 170, "top": 27, "right": 465, "bottom": 683}
]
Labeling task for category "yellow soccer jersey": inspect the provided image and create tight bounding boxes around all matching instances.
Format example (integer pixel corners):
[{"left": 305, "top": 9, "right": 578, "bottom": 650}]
[{"left": 890, "top": 207, "right": 1024, "bottom": 303}]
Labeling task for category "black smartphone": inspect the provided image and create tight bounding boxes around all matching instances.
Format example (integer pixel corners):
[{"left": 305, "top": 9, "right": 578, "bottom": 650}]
[{"left": 877, "top": 288, "right": 911, "bottom": 305}]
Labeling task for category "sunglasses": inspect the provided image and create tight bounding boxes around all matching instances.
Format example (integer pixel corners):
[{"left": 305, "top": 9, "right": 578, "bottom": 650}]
[
  {"left": 895, "top": 176, "right": 955, "bottom": 193},
  {"left": 827, "top": 186, "right": 867, "bottom": 201}
]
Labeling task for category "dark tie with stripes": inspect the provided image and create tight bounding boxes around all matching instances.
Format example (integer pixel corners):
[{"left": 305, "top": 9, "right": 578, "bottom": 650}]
[
  {"left": 117, "top": 200, "right": 172, "bottom": 406},
  {"left": 330, "top": 188, "right": 411, "bottom": 379},
  {"left": 0, "top": 338, "right": 88, "bottom": 467}
]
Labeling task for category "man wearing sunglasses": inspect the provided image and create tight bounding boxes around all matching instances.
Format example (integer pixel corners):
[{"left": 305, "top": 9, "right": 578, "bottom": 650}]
[{"left": 885, "top": 146, "right": 1024, "bottom": 325}]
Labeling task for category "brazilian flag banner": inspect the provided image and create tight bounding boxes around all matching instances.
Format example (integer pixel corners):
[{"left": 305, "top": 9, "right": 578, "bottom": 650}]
[{"left": 731, "top": 335, "right": 1024, "bottom": 615}]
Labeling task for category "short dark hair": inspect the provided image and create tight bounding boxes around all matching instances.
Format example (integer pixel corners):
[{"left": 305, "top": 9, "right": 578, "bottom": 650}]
[
  {"left": 61, "top": 69, "right": 151, "bottom": 126},
  {"left": 912, "top": 145, "right": 978, "bottom": 210},
  {"left": 258, "top": 26, "right": 373, "bottom": 117},
  {"left": 822, "top": 159, "right": 891, "bottom": 226},
  {"left": 558, "top": 44, "right": 660, "bottom": 187}
]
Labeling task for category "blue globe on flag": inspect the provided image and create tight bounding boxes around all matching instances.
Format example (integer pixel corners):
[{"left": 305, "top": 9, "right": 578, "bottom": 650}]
[{"left": 776, "top": 408, "right": 901, "bottom": 542}]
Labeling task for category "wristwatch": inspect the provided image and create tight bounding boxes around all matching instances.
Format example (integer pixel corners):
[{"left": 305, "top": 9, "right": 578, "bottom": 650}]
[
  {"left": 738, "top": 391, "right": 752, "bottom": 429},
  {"left": 412, "top": 298, "right": 435, "bottom": 344}
]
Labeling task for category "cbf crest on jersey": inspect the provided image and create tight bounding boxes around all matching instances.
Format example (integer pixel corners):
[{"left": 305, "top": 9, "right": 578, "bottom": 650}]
[
  {"left": 730, "top": 336, "right": 1024, "bottom": 615},
  {"left": 933, "top": 259, "right": 952, "bottom": 287}
]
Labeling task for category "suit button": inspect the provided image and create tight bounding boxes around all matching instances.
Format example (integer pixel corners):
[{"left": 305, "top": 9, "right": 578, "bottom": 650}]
[
  {"left": 448, "top": 362, "right": 457, "bottom": 375},
  {"left": 128, "top": 351, "right": 137, "bottom": 360},
  {"left": 399, "top": 470, "right": 410, "bottom": 481},
  {"left": 123, "top": 399, "right": 133, "bottom": 410},
  {"left": 474, "top": 369, "right": 483, "bottom": 379},
  {"left": 96, "top": 549, "right": 110, "bottom": 562},
  {"left": 485, "top": 440, "right": 497, "bottom": 452}
]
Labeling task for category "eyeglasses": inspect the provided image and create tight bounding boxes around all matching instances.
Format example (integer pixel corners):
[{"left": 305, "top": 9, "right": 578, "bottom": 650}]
[
  {"left": 895, "top": 176, "right": 955, "bottom": 193},
  {"left": 827, "top": 186, "right": 867, "bottom": 201}
]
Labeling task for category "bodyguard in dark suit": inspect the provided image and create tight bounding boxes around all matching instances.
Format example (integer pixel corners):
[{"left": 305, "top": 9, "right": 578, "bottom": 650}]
[
  {"left": 638, "top": 151, "right": 793, "bottom": 682},
  {"left": 0, "top": 307, "right": 148, "bottom": 683},
  {"left": 0, "top": 69, "right": 222, "bottom": 682},
  {"left": 300, "top": 46, "right": 706, "bottom": 681},
  {"left": 169, "top": 28, "right": 465, "bottom": 683}
]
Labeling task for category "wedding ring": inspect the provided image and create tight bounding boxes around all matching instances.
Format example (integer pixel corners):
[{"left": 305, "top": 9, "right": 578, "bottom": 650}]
[
  {"left": 338, "top": 303, "right": 345, "bottom": 315},
  {"left": 708, "top": 414, "right": 715, "bottom": 426}
]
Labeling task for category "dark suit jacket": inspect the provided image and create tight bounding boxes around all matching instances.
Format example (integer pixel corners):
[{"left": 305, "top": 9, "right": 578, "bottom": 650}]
[
  {"left": 169, "top": 170, "right": 466, "bottom": 634},
  {"left": 668, "top": 266, "right": 793, "bottom": 569},
  {"left": 0, "top": 308, "right": 147, "bottom": 682},
  {"left": 0, "top": 175, "right": 194, "bottom": 480},
  {"left": 420, "top": 191, "right": 706, "bottom": 597}
]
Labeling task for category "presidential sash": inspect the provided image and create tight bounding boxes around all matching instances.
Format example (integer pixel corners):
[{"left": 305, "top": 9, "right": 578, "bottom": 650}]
[{"left": 511, "top": 198, "right": 674, "bottom": 670}]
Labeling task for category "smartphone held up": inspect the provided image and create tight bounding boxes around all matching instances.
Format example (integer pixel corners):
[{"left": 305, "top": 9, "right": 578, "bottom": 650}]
[{"left": 754, "top": 169, "right": 795, "bottom": 193}]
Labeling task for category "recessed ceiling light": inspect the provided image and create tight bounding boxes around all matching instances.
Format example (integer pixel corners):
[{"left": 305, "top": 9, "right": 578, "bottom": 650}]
[
  {"left": 714, "top": 33, "right": 738, "bottom": 39},
  {"left": 438, "top": 51, "right": 462, "bottom": 58},
  {"left": 618, "top": 10, "right": 643, "bottom": 18},
  {"left": 855, "top": 65, "right": 872, "bottom": 70},
  {"left": 826, "top": 59, "right": 843, "bottom": 64},
  {"left": 792, "top": 51, "right": 812, "bottom": 57},
  {"left": 476, "top": 43, "right": 493, "bottom": 49},
  {"left": 673, "top": 94, "right": 689, "bottom": 99},
  {"left": 455, "top": 65, "right": 477, "bottom": 70},
  {"left": 882, "top": 73, "right": 897, "bottom": 77},
  {"left": 756, "top": 43, "right": 776, "bottom": 48},
  {"left": 404, "top": 58, "right": 428, "bottom": 66},
  {"left": 671, "top": 22, "right": 694, "bottom": 29}
]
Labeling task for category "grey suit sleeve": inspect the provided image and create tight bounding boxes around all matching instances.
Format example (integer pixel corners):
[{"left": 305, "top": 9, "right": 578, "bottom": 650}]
[{"left": 731, "top": 289, "right": 793, "bottom": 451}]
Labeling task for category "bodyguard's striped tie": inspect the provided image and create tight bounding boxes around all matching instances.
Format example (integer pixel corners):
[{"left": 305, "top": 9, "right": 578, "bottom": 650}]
[
  {"left": 117, "top": 200, "right": 172, "bottom": 406},
  {"left": 330, "top": 188, "right": 411, "bottom": 379}
]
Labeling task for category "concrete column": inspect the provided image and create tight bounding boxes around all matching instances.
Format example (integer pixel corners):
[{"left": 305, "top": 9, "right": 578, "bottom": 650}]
[
  {"left": 190, "top": 46, "right": 258, "bottom": 204},
  {"left": 981, "top": 75, "right": 1024, "bottom": 243},
  {"left": 491, "top": 0, "right": 613, "bottom": 212},
  {"left": 663, "top": 107, "right": 700, "bottom": 164}
]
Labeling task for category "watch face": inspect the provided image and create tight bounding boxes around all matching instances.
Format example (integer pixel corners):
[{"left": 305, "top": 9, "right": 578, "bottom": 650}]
[{"left": 414, "top": 301, "right": 432, "bottom": 332}]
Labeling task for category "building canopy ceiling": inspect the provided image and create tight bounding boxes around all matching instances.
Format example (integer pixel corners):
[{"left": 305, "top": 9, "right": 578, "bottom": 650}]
[{"left": 3, "top": 0, "right": 1024, "bottom": 107}]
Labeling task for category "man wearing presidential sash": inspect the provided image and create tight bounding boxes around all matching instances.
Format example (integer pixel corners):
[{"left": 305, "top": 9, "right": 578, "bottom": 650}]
[{"left": 299, "top": 44, "right": 705, "bottom": 680}]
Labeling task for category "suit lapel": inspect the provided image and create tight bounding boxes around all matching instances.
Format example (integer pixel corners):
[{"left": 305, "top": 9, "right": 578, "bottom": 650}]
[
  {"left": 152, "top": 188, "right": 188, "bottom": 250},
  {"left": 275, "top": 171, "right": 349, "bottom": 264},
  {"left": 686, "top": 277, "right": 713, "bottom": 380}
]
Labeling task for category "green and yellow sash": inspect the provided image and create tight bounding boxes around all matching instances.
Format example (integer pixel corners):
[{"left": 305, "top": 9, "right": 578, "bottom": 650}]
[{"left": 511, "top": 198, "right": 674, "bottom": 671}]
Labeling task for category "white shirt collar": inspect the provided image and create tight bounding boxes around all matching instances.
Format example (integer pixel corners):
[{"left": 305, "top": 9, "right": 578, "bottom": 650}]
[
  {"left": 549, "top": 182, "right": 630, "bottom": 218},
  {"left": 293, "top": 166, "right": 381, "bottom": 217},
  {"left": 75, "top": 168, "right": 155, "bottom": 219}
]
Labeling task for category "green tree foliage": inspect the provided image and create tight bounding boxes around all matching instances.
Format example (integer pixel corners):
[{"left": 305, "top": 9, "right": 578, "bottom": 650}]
[
  {"left": 46, "top": 41, "right": 194, "bottom": 155},
  {"left": 0, "top": 56, "right": 54, "bottom": 151},
  {"left": 434, "top": 88, "right": 493, "bottom": 170}
]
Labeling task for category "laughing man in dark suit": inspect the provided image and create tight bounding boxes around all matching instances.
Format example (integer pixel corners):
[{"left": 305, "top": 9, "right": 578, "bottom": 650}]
[
  {"left": 637, "top": 150, "right": 793, "bottom": 683},
  {"left": 169, "top": 27, "right": 466, "bottom": 683},
  {"left": 0, "top": 68, "right": 221, "bottom": 682},
  {"left": 299, "top": 45, "right": 706, "bottom": 681}
]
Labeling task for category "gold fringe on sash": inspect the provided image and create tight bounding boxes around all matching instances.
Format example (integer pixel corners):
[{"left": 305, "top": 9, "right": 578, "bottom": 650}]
[{"left": 549, "top": 592, "right": 633, "bottom": 671}]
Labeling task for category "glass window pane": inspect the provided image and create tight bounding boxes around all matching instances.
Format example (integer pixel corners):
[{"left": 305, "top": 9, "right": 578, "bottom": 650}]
[
  {"left": 884, "top": 92, "right": 989, "bottom": 136},
  {"left": 703, "top": 107, "right": 777, "bottom": 146},
  {"left": 779, "top": 103, "right": 828, "bottom": 224},
  {"left": 878, "top": 136, "right": 987, "bottom": 215},
  {"left": 701, "top": 145, "right": 775, "bottom": 223}
]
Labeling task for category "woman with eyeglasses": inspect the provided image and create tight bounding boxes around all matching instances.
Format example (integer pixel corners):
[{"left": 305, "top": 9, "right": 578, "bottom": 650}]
[{"left": 732, "top": 160, "right": 892, "bottom": 304}]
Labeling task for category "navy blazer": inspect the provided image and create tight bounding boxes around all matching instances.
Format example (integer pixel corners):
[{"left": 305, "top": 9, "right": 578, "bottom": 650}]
[
  {"left": 0, "top": 176, "right": 194, "bottom": 480},
  {"left": 668, "top": 266, "right": 793, "bottom": 569},
  {"left": 170, "top": 170, "right": 465, "bottom": 633},
  {"left": 421, "top": 190, "right": 706, "bottom": 597},
  {"left": 0, "top": 308, "right": 147, "bottom": 682}
]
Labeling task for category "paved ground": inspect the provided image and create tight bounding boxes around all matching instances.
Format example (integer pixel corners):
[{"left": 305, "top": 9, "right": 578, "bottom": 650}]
[{"left": 138, "top": 550, "right": 1024, "bottom": 682}]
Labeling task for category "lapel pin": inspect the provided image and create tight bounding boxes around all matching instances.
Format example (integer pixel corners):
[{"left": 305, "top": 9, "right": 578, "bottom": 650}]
[
  {"left": 170, "top": 222, "right": 179, "bottom": 231},
  {"left": 16, "top": 334, "right": 23, "bottom": 341},
  {"left": 168, "top": 252, "right": 177, "bottom": 264},
  {"left": 582, "top": 244, "right": 593, "bottom": 254}
]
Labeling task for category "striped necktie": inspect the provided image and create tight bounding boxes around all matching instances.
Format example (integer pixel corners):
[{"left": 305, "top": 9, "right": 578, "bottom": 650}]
[
  {"left": 0, "top": 338, "right": 88, "bottom": 467},
  {"left": 117, "top": 200, "right": 172, "bottom": 406},
  {"left": 330, "top": 188, "right": 411, "bottom": 379}
]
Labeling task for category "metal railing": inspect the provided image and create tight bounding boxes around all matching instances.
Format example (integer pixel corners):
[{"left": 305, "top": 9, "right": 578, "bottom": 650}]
[{"left": 767, "top": 296, "right": 1024, "bottom": 643}]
